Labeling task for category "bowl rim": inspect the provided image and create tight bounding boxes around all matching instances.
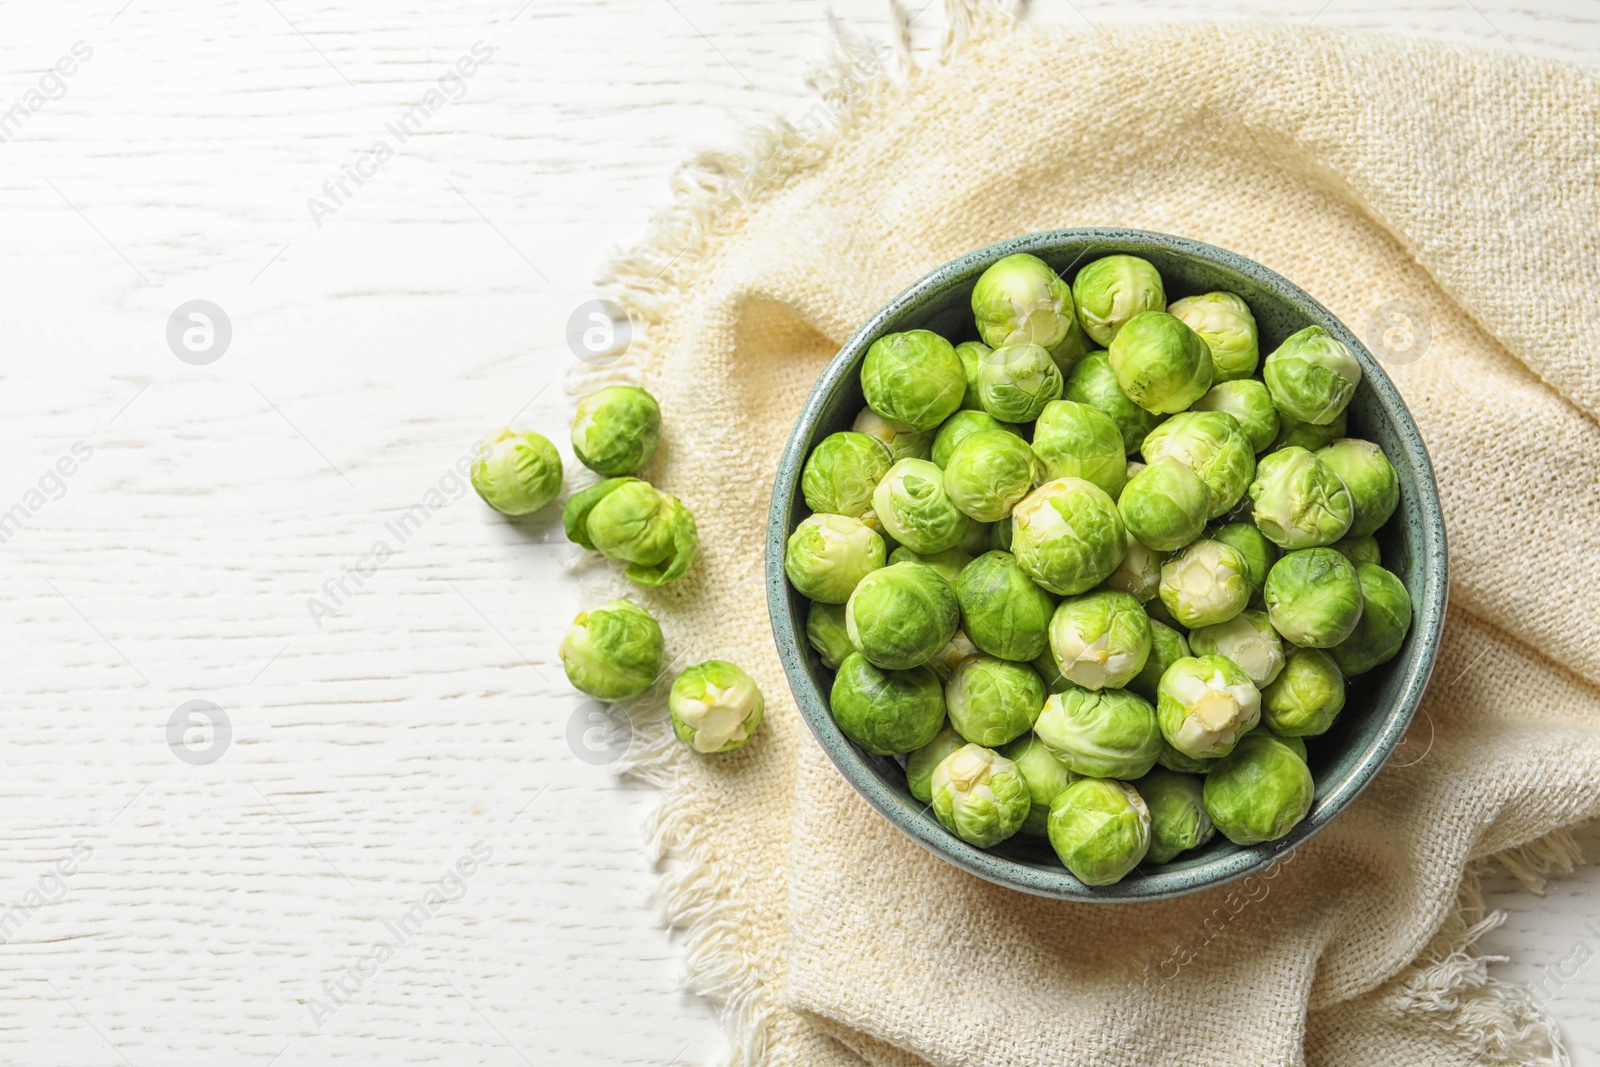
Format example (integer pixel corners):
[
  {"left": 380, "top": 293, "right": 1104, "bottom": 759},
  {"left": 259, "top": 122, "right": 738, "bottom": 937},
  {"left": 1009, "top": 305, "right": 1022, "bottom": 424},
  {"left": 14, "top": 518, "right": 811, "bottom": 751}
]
[{"left": 764, "top": 227, "right": 1448, "bottom": 902}]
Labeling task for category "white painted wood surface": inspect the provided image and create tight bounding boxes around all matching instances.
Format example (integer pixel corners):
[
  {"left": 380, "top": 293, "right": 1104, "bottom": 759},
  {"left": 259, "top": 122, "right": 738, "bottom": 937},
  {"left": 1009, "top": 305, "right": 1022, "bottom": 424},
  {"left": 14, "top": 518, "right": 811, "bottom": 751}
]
[{"left": 0, "top": 0, "right": 1594, "bottom": 1063}]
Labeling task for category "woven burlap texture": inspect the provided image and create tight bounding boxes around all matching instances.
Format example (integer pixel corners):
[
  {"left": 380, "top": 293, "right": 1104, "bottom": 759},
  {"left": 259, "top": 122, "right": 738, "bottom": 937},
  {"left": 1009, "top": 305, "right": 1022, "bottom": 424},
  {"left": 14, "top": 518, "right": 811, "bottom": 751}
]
[{"left": 585, "top": 8, "right": 1600, "bottom": 1066}]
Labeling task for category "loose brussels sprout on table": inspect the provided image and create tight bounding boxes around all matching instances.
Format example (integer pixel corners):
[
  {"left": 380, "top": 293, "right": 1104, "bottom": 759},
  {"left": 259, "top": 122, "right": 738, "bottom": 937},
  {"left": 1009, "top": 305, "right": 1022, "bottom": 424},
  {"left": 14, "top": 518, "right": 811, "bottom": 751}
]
[
  {"left": 669, "top": 660, "right": 764, "bottom": 753},
  {"left": 565, "top": 477, "right": 699, "bottom": 586},
  {"left": 471, "top": 429, "right": 564, "bottom": 516},
  {"left": 571, "top": 385, "right": 661, "bottom": 476},
  {"left": 559, "top": 599, "right": 664, "bottom": 701}
]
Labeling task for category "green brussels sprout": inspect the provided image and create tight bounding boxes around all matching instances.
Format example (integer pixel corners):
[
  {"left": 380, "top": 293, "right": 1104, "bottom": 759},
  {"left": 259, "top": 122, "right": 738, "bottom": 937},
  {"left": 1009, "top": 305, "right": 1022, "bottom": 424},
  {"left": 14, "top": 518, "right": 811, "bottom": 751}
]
[
  {"left": 1156, "top": 654, "right": 1261, "bottom": 760},
  {"left": 955, "top": 550, "right": 1054, "bottom": 662},
  {"left": 1071, "top": 254, "right": 1166, "bottom": 347},
  {"left": 1191, "top": 379, "right": 1278, "bottom": 453},
  {"left": 1048, "top": 315, "right": 1095, "bottom": 376},
  {"left": 669, "top": 660, "right": 764, "bottom": 753},
  {"left": 990, "top": 516, "right": 1013, "bottom": 552},
  {"left": 1118, "top": 457, "right": 1209, "bottom": 552},
  {"left": 1210, "top": 521, "right": 1278, "bottom": 602},
  {"left": 1047, "top": 778, "right": 1151, "bottom": 886},
  {"left": 559, "top": 599, "right": 664, "bottom": 700},
  {"left": 862, "top": 329, "right": 966, "bottom": 431},
  {"left": 1329, "top": 563, "right": 1412, "bottom": 675},
  {"left": 971, "top": 253, "right": 1076, "bottom": 349},
  {"left": 1188, "top": 609, "right": 1286, "bottom": 688},
  {"left": 471, "top": 429, "right": 564, "bottom": 515},
  {"left": 929, "top": 630, "right": 980, "bottom": 681},
  {"left": 1316, "top": 439, "right": 1399, "bottom": 538},
  {"left": 1158, "top": 539, "right": 1250, "bottom": 628},
  {"left": 571, "top": 385, "right": 661, "bottom": 476},
  {"left": 564, "top": 477, "right": 698, "bottom": 586},
  {"left": 802, "top": 432, "right": 892, "bottom": 517},
  {"left": 957, "top": 520, "right": 994, "bottom": 555},
  {"left": 1264, "top": 548, "right": 1365, "bottom": 648},
  {"left": 830, "top": 653, "right": 945, "bottom": 755},
  {"left": 1269, "top": 730, "right": 1309, "bottom": 761},
  {"left": 888, "top": 545, "right": 972, "bottom": 589},
  {"left": 1034, "top": 687, "right": 1161, "bottom": 779},
  {"left": 976, "top": 343, "right": 1065, "bottom": 423},
  {"left": 931, "top": 743, "right": 1032, "bottom": 848},
  {"left": 1108, "top": 311, "right": 1214, "bottom": 415},
  {"left": 905, "top": 724, "right": 964, "bottom": 802},
  {"left": 945, "top": 653, "right": 1046, "bottom": 746},
  {"left": 1104, "top": 530, "right": 1162, "bottom": 603},
  {"left": 1140, "top": 411, "right": 1255, "bottom": 519},
  {"left": 805, "top": 601, "right": 854, "bottom": 670},
  {"left": 1010, "top": 477, "right": 1127, "bottom": 596},
  {"left": 1000, "top": 734, "right": 1079, "bottom": 835},
  {"left": 1129, "top": 620, "right": 1190, "bottom": 703},
  {"left": 1248, "top": 446, "right": 1355, "bottom": 549},
  {"left": 872, "top": 458, "right": 972, "bottom": 555},
  {"left": 1261, "top": 647, "right": 1345, "bottom": 736},
  {"left": 845, "top": 561, "right": 960, "bottom": 669},
  {"left": 1330, "top": 534, "right": 1382, "bottom": 566},
  {"left": 1032, "top": 650, "right": 1072, "bottom": 694},
  {"left": 1203, "top": 732, "right": 1314, "bottom": 846},
  {"left": 1263, "top": 325, "right": 1362, "bottom": 425},
  {"left": 1167, "top": 291, "right": 1259, "bottom": 382},
  {"left": 784, "top": 513, "right": 885, "bottom": 603},
  {"left": 954, "top": 341, "right": 991, "bottom": 411},
  {"left": 1063, "top": 350, "right": 1164, "bottom": 454},
  {"left": 853, "top": 407, "right": 933, "bottom": 462},
  {"left": 1048, "top": 590, "right": 1152, "bottom": 691},
  {"left": 1155, "top": 737, "right": 1216, "bottom": 775},
  {"left": 1136, "top": 769, "right": 1215, "bottom": 864},
  {"left": 1271, "top": 408, "right": 1347, "bottom": 453},
  {"left": 943, "top": 430, "right": 1041, "bottom": 522},
  {"left": 1030, "top": 400, "right": 1127, "bottom": 498},
  {"left": 931, "top": 410, "right": 1020, "bottom": 468}
]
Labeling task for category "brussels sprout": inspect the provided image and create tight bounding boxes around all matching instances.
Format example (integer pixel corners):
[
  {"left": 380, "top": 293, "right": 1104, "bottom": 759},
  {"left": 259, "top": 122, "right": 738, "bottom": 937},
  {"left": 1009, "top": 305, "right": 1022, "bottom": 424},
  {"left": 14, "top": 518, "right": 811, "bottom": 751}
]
[
  {"left": 1104, "top": 531, "right": 1162, "bottom": 603},
  {"left": 1129, "top": 620, "right": 1190, "bottom": 703},
  {"left": 1248, "top": 446, "right": 1354, "bottom": 549},
  {"left": 1269, "top": 730, "right": 1309, "bottom": 761},
  {"left": 1048, "top": 315, "right": 1095, "bottom": 376},
  {"left": 1155, "top": 737, "right": 1216, "bottom": 775},
  {"left": 669, "top": 660, "right": 764, "bottom": 753},
  {"left": 977, "top": 343, "right": 1065, "bottom": 423},
  {"left": 1158, "top": 539, "right": 1250, "bottom": 629},
  {"left": 1030, "top": 400, "right": 1126, "bottom": 498},
  {"left": 1034, "top": 687, "right": 1161, "bottom": 779},
  {"left": 955, "top": 550, "right": 1054, "bottom": 662},
  {"left": 1032, "top": 651, "right": 1072, "bottom": 694},
  {"left": 872, "top": 458, "right": 971, "bottom": 554},
  {"left": 1316, "top": 439, "right": 1399, "bottom": 539},
  {"left": 1137, "top": 769, "right": 1215, "bottom": 864},
  {"left": 1210, "top": 521, "right": 1278, "bottom": 602},
  {"left": 862, "top": 329, "right": 965, "bottom": 431},
  {"left": 1072, "top": 255, "right": 1166, "bottom": 347},
  {"left": 784, "top": 513, "right": 885, "bottom": 603},
  {"left": 1271, "top": 409, "right": 1347, "bottom": 453},
  {"left": 957, "top": 520, "right": 994, "bottom": 555},
  {"left": 1047, "top": 778, "right": 1151, "bottom": 886},
  {"left": 1140, "top": 411, "right": 1255, "bottom": 518},
  {"left": 1330, "top": 534, "right": 1381, "bottom": 566},
  {"left": 1048, "top": 590, "right": 1152, "bottom": 691},
  {"left": 1063, "top": 350, "right": 1164, "bottom": 454},
  {"left": 805, "top": 602, "right": 854, "bottom": 670},
  {"left": 564, "top": 477, "right": 698, "bottom": 586},
  {"left": 1191, "top": 380, "right": 1278, "bottom": 453},
  {"left": 971, "top": 253, "right": 1077, "bottom": 349},
  {"left": 471, "top": 429, "right": 563, "bottom": 515},
  {"left": 1000, "top": 734, "right": 1079, "bottom": 835},
  {"left": 1261, "top": 647, "right": 1345, "bottom": 736},
  {"left": 1108, "top": 311, "right": 1214, "bottom": 415},
  {"left": 1010, "top": 478, "right": 1127, "bottom": 596},
  {"left": 559, "top": 599, "right": 664, "bottom": 701},
  {"left": 802, "top": 432, "right": 892, "bottom": 517},
  {"left": 944, "top": 430, "right": 1041, "bottom": 522},
  {"left": 888, "top": 545, "right": 972, "bottom": 589},
  {"left": 1144, "top": 594, "right": 1180, "bottom": 629},
  {"left": 1264, "top": 548, "right": 1365, "bottom": 648},
  {"left": 830, "top": 654, "right": 946, "bottom": 755},
  {"left": 929, "top": 629, "right": 980, "bottom": 681},
  {"left": 1263, "top": 325, "right": 1362, "bottom": 426},
  {"left": 1118, "top": 457, "right": 1209, "bottom": 552},
  {"left": 1203, "top": 732, "right": 1314, "bottom": 846},
  {"left": 954, "top": 341, "right": 990, "bottom": 411},
  {"left": 990, "top": 516, "right": 1013, "bottom": 552},
  {"left": 1156, "top": 654, "right": 1261, "bottom": 760},
  {"left": 931, "top": 744, "right": 1032, "bottom": 848},
  {"left": 931, "top": 410, "right": 1020, "bottom": 468},
  {"left": 905, "top": 724, "right": 964, "bottom": 802},
  {"left": 1167, "top": 291, "right": 1259, "bottom": 382},
  {"left": 844, "top": 561, "right": 960, "bottom": 670},
  {"left": 571, "top": 385, "right": 661, "bottom": 476},
  {"left": 853, "top": 407, "right": 933, "bottom": 462},
  {"left": 945, "top": 654, "right": 1047, "bottom": 746},
  {"left": 1189, "top": 609, "right": 1286, "bottom": 688},
  {"left": 1329, "top": 563, "right": 1412, "bottom": 675}
]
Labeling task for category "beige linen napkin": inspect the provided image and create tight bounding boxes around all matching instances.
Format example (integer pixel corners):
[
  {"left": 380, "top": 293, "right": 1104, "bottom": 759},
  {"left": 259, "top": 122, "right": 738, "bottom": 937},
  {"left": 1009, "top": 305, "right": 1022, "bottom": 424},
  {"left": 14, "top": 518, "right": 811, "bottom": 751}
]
[{"left": 577, "top": 6, "right": 1600, "bottom": 1065}]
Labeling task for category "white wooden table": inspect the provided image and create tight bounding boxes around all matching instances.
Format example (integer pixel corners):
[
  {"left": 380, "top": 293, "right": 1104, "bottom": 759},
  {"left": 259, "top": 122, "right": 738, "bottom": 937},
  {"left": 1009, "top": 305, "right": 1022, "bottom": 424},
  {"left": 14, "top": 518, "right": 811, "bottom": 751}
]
[{"left": 1, "top": 1, "right": 1595, "bottom": 1063}]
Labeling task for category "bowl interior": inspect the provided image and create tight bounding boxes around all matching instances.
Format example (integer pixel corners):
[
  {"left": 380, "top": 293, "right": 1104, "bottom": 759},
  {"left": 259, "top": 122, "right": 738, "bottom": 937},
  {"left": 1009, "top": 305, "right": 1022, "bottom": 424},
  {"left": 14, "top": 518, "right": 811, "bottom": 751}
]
[{"left": 765, "top": 229, "right": 1447, "bottom": 901}]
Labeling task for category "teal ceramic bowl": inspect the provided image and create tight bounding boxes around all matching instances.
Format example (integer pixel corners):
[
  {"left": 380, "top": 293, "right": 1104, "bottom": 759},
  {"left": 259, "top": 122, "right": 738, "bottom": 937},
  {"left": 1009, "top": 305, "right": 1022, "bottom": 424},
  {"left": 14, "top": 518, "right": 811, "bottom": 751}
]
[{"left": 766, "top": 229, "right": 1447, "bottom": 901}]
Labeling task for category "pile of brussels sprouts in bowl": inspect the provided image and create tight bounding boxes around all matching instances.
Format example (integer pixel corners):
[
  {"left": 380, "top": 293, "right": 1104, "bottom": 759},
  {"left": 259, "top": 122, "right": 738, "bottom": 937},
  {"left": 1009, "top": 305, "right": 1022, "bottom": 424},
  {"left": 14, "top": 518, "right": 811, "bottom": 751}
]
[{"left": 770, "top": 230, "right": 1446, "bottom": 898}]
